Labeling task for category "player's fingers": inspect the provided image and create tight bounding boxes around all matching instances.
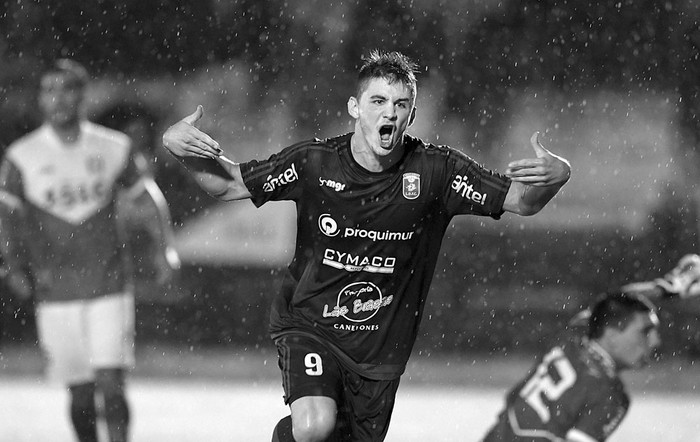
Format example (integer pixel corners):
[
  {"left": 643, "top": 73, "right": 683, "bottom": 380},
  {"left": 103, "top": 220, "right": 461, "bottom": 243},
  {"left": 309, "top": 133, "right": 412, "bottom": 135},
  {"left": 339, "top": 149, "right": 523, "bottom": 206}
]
[
  {"left": 186, "top": 129, "right": 220, "bottom": 153},
  {"left": 182, "top": 105, "right": 204, "bottom": 126},
  {"left": 181, "top": 135, "right": 222, "bottom": 158},
  {"left": 506, "top": 158, "right": 546, "bottom": 170},
  {"left": 506, "top": 176, "right": 551, "bottom": 186},
  {"left": 505, "top": 160, "right": 549, "bottom": 180},
  {"left": 530, "top": 131, "right": 552, "bottom": 158}
]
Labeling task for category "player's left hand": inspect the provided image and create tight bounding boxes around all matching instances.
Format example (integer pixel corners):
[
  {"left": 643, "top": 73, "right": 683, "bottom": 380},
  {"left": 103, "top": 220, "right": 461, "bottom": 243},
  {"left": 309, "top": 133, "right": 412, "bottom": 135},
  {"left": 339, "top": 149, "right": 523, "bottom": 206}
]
[{"left": 505, "top": 132, "right": 571, "bottom": 187}]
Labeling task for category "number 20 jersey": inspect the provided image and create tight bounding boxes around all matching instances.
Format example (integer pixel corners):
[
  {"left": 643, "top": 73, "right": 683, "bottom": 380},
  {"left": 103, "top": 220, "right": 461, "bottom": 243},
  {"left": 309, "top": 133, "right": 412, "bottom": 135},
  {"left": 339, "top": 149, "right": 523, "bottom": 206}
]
[
  {"left": 239, "top": 133, "right": 511, "bottom": 380},
  {"left": 0, "top": 122, "right": 141, "bottom": 302},
  {"left": 484, "top": 337, "right": 629, "bottom": 442}
]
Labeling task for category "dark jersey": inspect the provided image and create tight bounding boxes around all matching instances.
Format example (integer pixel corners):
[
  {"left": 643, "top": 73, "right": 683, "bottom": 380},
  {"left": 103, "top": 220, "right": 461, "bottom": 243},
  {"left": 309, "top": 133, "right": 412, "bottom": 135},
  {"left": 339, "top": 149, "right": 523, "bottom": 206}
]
[
  {"left": 240, "top": 133, "right": 510, "bottom": 379},
  {"left": 483, "top": 337, "right": 629, "bottom": 442},
  {"left": 0, "top": 122, "right": 142, "bottom": 302}
]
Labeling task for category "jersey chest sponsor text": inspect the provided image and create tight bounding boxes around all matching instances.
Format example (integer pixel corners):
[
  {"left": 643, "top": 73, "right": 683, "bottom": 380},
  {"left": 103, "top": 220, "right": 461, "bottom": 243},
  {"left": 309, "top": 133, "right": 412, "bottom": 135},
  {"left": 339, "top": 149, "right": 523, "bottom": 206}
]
[
  {"left": 26, "top": 156, "right": 113, "bottom": 223},
  {"left": 321, "top": 281, "right": 393, "bottom": 328},
  {"left": 318, "top": 214, "right": 415, "bottom": 242},
  {"left": 322, "top": 248, "right": 396, "bottom": 274}
]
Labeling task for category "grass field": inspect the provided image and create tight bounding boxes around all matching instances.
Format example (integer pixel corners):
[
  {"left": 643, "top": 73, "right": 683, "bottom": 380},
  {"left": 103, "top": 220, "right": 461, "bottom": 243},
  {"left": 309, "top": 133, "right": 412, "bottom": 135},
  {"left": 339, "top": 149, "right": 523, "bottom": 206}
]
[{"left": 2, "top": 344, "right": 699, "bottom": 441}]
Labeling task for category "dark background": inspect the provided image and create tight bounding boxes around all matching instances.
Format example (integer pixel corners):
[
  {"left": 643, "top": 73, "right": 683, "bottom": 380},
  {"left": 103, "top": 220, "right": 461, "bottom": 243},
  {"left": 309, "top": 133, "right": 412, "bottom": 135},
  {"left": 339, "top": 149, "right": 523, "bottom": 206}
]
[{"left": 2, "top": 0, "right": 700, "bottom": 361}]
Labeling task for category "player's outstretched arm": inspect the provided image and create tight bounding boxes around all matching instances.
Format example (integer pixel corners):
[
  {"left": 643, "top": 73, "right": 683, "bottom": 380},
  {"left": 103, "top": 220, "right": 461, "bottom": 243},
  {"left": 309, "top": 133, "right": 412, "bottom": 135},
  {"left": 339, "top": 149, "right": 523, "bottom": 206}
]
[
  {"left": 162, "top": 106, "right": 251, "bottom": 201},
  {"left": 502, "top": 132, "right": 571, "bottom": 216},
  {"left": 621, "top": 254, "right": 700, "bottom": 299}
]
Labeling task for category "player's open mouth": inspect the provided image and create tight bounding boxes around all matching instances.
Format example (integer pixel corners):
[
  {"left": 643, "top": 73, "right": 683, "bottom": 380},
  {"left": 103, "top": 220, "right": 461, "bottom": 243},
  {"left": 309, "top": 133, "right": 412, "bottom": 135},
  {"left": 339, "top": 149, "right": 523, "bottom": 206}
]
[{"left": 379, "top": 125, "right": 394, "bottom": 148}]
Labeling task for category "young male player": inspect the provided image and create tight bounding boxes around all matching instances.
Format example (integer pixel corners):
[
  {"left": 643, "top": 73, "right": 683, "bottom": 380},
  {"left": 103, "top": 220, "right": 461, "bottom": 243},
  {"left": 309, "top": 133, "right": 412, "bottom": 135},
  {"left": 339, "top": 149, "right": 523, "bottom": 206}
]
[
  {"left": 0, "top": 59, "right": 177, "bottom": 442},
  {"left": 161, "top": 50, "right": 571, "bottom": 441},
  {"left": 483, "top": 254, "right": 700, "bottom": 442}
]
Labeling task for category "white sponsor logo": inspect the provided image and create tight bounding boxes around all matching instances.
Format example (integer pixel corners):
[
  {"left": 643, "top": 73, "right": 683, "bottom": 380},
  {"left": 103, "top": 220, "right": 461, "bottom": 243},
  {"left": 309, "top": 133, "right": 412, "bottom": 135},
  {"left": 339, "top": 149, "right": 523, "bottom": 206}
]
[
  {"left": 318, "top": 214, "right": 340, "bottom": 237},
  {"left": 343, "top": 227, "right": 414, "bottom": 241},
  {"left": 319, "top": 177, "right": 346, "bottom": 192},
  {"left": 323, "top": 248, "right": 395, "bottom": 274},
  {"left": 262, "top": 163, "right": 298, "bottom": 192},
  {"left": 322, "top": 281, "right": 393, "bottom": 324},
  {"left": 333, "top": 323, "right": 381, "bottom": 331},
  {"left": 451, "top": 175, "right": 487, "bottom": 204},
  {"left": 318, "top": 215, "right": 414, "bottom": 241}
]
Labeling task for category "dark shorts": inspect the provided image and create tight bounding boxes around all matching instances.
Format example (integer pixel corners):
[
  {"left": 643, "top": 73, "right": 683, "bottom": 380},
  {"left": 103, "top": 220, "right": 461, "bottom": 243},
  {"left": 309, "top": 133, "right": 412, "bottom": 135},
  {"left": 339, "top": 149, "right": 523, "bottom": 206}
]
[{"left": 275, "top": 334, "right": 401, "bottom": 441}]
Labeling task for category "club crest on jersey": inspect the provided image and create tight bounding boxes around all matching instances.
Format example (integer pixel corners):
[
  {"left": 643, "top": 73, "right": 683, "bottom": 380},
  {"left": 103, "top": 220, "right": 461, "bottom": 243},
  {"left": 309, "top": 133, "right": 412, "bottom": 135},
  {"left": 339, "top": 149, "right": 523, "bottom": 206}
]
[{"left": 402, "top": 173, "right": 420, "bottom": 200}]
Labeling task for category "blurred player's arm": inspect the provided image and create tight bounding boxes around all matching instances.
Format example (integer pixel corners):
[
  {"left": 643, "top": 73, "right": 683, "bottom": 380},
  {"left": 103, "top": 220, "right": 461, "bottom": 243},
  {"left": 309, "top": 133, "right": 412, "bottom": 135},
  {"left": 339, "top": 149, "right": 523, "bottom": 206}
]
[
  {"left": 503, "top": 132, "right": 571, "bottom": 216},
  {"left": 0, "top": 189, "right": 33, "bottom": 300},
  {"left": 121, "top": 175, "right": 181, "bottom": 284},
  {"left": 161, "top": 105, "right": 251, "bottom": 202},
  {"left": 621, "top": 254, "right": 700, "bottom": 299},
  {"left": 570, "top": 254, "right": 700, "bottom": 330}
]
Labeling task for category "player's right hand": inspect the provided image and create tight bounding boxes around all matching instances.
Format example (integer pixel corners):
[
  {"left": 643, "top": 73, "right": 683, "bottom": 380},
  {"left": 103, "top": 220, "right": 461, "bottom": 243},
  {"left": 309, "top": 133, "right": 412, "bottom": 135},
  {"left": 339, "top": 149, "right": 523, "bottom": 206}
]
[
  {"left": 162, "top": 105, "right": 223, "bottom": 160},
  {"left": 505, "top": 132, "right": 571, "bottom": 187}
]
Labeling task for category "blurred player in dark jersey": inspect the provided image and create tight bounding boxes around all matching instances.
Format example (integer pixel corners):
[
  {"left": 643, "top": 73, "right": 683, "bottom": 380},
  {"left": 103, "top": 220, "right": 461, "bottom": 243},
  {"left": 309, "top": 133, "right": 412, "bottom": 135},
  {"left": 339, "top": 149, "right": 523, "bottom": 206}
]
[
  {"left": 483, "top": 255, "right": 700, "bottom": 442},
  {"left": 483, "top": 291, "right": 660, "bottom": 442},
  {"left": 94, "top": 103, "right": 182, "bottom": 302},
  {"left": 0, "top": 59, "right": 176, "bottom": 442},
  {"left": 161, "top": 50, "right": 571, "bottom": 441}
]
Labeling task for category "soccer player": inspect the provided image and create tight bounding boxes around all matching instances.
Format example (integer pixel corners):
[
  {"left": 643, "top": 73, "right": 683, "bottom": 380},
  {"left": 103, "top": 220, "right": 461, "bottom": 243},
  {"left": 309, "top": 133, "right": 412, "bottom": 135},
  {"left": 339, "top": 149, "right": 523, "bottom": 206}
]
[
  {"left": 95, "top": 103, "right": 182, "bottom": 298},
  {"left": 161, "top": 50, "right": 571, "bottom": 441},
  {"left": 0, "top": 59, "right": 176, "bottom": 442},
  {"left": 481, "top": 253, "right": 700, "bottom": 442}
]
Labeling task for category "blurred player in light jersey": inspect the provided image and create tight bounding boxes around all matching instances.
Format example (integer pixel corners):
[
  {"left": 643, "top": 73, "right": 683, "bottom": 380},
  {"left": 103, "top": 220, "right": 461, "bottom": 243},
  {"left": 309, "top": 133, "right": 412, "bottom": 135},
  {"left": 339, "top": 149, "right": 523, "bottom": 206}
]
[
  {"left": 161, "top": 50, "right": 571, "bottom": 441},
  {"left": 0, "top": 59, "right": 177, "bottom": 442},
  {"left": 483, "top": 255, "right": 700, "bottom": 442}
]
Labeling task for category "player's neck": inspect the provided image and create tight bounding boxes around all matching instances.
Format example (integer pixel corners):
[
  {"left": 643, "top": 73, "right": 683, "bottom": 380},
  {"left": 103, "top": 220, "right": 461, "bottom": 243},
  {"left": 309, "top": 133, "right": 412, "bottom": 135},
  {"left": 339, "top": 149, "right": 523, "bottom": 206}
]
[
  {"left": 49, "top": 121, "right": 82, "bottom": 145},
  {"left": 350, "top": 134, "right": 404, "bottom": 173}
]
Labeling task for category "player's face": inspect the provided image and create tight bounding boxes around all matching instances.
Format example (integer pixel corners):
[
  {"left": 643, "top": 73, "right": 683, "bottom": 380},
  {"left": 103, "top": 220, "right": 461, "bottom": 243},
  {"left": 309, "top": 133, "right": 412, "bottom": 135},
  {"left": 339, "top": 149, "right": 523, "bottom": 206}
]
[
  {"left": 39, "top": 73, "right": 84, "bottom": 129},
  {"left": 609, "top": 312, "right": 660, "bottom": 370},
  {"left": 347, "top": 77, "right": 416, "bottom": 158}
]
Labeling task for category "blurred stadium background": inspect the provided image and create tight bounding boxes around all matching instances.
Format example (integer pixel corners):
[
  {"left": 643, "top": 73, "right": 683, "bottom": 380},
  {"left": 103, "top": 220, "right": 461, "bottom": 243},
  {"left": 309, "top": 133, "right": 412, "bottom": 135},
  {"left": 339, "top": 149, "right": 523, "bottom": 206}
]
[{"left": 2, "top": 0, "right": 700, "bottom": 440}]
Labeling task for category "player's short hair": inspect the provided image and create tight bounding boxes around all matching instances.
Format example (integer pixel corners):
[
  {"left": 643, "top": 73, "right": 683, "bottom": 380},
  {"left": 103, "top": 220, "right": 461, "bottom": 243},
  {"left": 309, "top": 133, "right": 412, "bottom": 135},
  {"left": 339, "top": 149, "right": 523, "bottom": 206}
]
[
  {"left": 42, "top": 59, "right": 89, "bottom": 89},
  {"left": 356, "top": 50, "right": 419, "bottom": 100},
  {"left": 587, "top": 291, "right": 658, "bottom": 339}
]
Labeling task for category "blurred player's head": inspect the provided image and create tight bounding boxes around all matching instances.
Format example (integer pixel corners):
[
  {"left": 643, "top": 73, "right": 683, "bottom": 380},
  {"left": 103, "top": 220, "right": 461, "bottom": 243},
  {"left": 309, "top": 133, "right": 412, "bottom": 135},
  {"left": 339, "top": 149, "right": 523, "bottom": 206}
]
[
  {"left": 95, "top": 103, "right": 160, "bottom": 154},
  {"left": 588, "top": 291, "right": 660, "bottom": 370},
  {"left": 348, "top": 51, "right": 419, "bottom": 159},
  {"left": 39, "top": 59, "right": 89, "bottom": 129}
]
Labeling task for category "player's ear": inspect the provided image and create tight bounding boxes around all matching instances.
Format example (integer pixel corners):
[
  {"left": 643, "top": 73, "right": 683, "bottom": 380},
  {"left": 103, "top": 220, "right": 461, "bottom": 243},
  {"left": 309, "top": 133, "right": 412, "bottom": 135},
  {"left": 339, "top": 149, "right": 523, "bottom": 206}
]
[
  {"left": 408, "top": 106, "right": 417, "bottom": 127},
  {"left": 347, "top": 97, "right": 359, "bottom": 119}
]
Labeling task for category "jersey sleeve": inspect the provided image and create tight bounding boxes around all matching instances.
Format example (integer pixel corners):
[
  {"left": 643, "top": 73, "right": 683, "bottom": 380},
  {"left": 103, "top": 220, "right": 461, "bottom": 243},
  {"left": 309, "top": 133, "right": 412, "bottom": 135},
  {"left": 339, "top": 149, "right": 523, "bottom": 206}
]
[
  {"left": 0, "top": 157, "right": 25, "bottom": 204},
  {"left": 441, "top": 148, "right": 510, "bottom": 218},
  {"left": 0, "top": 156, "right": 31, "bottom": 273},
  {"left": 239, "top": 142, "right": 306, "bottom": 207}
]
